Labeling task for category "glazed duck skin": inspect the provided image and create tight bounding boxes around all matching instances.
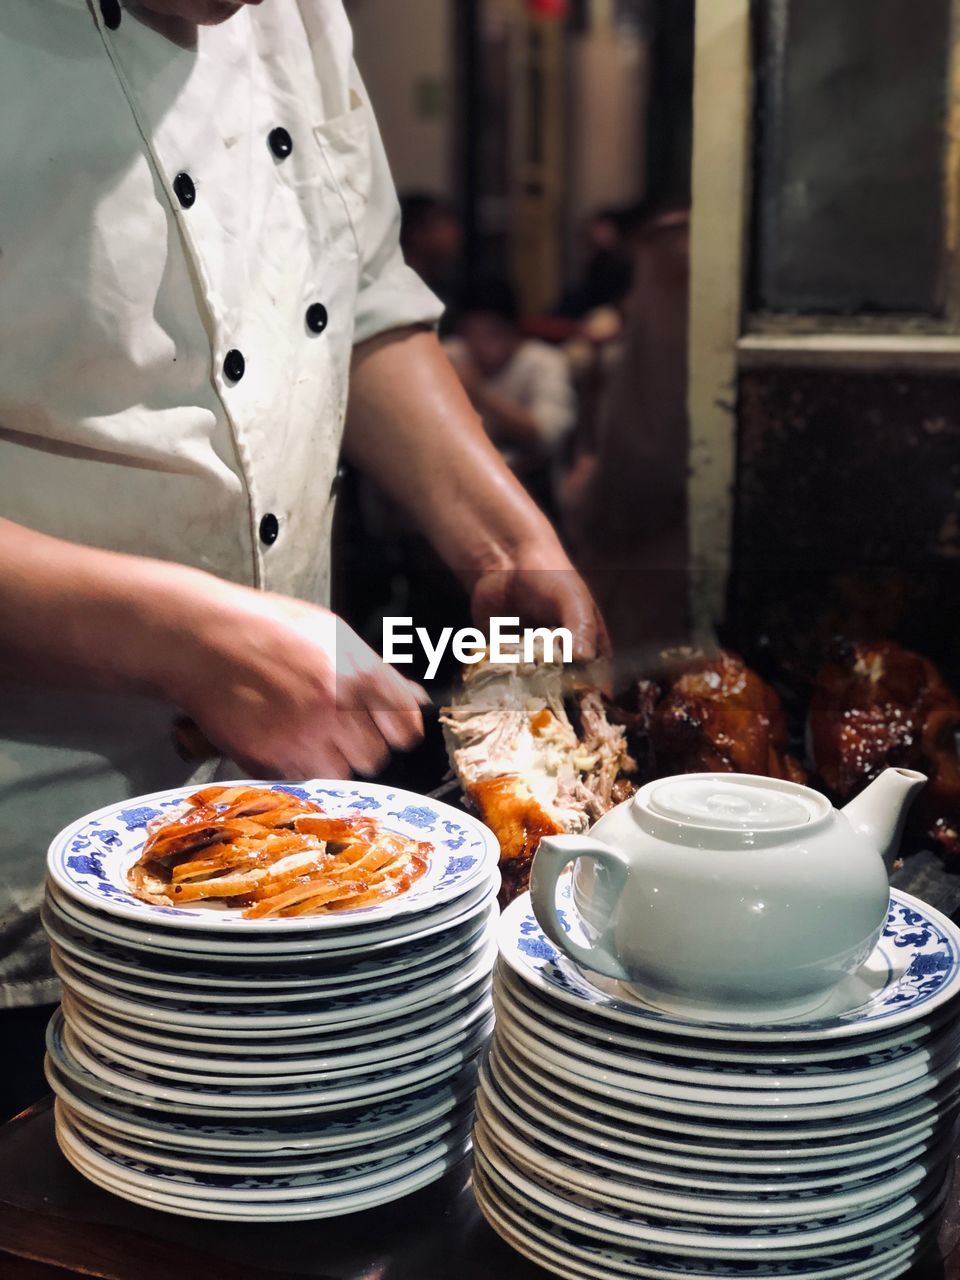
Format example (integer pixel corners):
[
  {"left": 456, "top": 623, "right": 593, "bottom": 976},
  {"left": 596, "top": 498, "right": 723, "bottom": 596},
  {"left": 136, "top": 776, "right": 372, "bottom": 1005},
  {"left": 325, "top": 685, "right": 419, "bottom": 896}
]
[
  {"left": 810, "top": 641, "right": 960, "bottom": 855},
  {"left": 128, "top": 785, "right": 430, "bottom": 917},
  {"left": 650, "top": 649, "right": 807, "bottom": 783}
]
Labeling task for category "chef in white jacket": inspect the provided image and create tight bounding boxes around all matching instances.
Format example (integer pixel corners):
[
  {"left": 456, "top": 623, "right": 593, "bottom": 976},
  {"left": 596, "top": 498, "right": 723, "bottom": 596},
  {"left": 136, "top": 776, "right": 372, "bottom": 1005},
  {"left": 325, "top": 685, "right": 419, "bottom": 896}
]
[{"left": 0, "top": 0, "right": 607, "bottom": 1112}]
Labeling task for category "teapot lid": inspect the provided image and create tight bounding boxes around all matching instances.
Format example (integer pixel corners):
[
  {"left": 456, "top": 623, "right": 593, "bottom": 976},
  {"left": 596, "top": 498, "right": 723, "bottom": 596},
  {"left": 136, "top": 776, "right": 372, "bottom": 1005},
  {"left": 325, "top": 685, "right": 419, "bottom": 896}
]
[{"left": 639, "top": 774, "right": 826, "bottom": 834}]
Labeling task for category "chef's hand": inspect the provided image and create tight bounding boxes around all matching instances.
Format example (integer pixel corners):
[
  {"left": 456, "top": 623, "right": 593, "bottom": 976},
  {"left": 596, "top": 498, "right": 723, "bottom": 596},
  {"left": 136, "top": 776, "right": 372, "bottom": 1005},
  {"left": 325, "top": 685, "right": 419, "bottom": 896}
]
[
  {"left": 470, "top": 543, "right": 610, "bottom": 664},
  {"left": 0, "top": 519, "right": 425, "bottom": 780},
  {"left": 166, "top": 582, "right": 426, "bottom": 780}
]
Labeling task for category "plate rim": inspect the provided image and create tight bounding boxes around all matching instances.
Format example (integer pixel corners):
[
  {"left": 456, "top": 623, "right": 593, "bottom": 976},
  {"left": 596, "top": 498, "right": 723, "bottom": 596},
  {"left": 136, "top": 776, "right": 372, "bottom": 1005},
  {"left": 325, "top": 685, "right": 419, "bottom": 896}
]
[
  {"left": 47, "top": 778, "right": 499, "bottom": 933},
  {"left": 498, "top": 884, "right": 960, "bottom": 1041},
  {"left": 493, "top": 971, "right": 953, "bottom": 1092},
  {"left": 472, "top": 1160, "right": 928, "bottom": 1280},
  {"left": 45, "top": 1054, "right": 479, "bottom": 1152}
]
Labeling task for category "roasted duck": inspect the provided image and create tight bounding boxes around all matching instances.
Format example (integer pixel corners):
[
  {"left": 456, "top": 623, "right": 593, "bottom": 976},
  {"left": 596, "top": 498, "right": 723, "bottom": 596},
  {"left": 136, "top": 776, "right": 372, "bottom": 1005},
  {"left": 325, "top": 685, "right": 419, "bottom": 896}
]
[
  {"left": 649, "top": 649, "right": 806, "bottom": 782},
  {"left": 810, "top": 641, "right": 960, "bottom": 854},
  {"left": 441, "top": 653, "right": 636, "bottom": 903},
  {"left": 129, "top": 785, "right": 429, "bottom": 917}
]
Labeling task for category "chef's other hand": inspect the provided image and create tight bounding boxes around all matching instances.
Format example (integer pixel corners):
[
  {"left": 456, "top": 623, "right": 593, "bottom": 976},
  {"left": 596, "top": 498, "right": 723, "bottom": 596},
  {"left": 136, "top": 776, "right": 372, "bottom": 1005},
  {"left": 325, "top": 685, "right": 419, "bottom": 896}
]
[
  {"left": 469, "top": 544, "right": 610, "bottom": 664},
  {"left": 166, "top": 582, "right": 426, "bottom": 780}
]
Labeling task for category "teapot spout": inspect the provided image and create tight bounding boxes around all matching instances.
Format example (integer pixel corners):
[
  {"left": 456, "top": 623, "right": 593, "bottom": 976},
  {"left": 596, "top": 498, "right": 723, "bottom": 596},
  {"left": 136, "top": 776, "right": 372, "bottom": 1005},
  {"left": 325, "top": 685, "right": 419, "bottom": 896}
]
[{"left": 841, "top": 768, "right": 927, "bottom": 865}]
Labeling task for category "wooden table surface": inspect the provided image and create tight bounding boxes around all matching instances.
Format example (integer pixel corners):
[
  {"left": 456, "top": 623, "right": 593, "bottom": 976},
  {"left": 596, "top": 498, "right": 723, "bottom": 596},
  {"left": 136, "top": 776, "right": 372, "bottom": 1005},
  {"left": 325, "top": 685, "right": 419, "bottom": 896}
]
[{"left": 0, "top": 1098, "right": 956, "bottom": 1280}]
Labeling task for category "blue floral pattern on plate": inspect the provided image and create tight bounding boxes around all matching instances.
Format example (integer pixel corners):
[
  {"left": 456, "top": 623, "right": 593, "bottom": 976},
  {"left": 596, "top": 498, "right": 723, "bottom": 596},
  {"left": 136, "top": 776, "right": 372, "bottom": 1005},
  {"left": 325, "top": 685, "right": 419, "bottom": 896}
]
[
  {"left": 60, "top": 1108, "right": 471, "bottom": 1197},
  {"left": 474, "top": 1125, "right": 949, "bottom": 1249},
  {"left": 50, "top": 932, "right": 496, "bottom": 1029},
  {"left": 42, "top": 896, "right": 489, "bottom": 991},
  {"left": 500, "top": 880, "right": 960, "bottom": 1042},
  {"left": 493, "top": 969, "right": 959, "bottom": 1085},
  {"left": 47, "top": 1011, "right": 490, "bottom": 1118},
  {"left": 48, "top": 780, "right": 498, "bottom": 932},
  {"left": 46, "top": 1052, "right": 480, "bottom": 1149},
  {"left": 474, "top": 1158, "right": 934, "bottom": 1278}
]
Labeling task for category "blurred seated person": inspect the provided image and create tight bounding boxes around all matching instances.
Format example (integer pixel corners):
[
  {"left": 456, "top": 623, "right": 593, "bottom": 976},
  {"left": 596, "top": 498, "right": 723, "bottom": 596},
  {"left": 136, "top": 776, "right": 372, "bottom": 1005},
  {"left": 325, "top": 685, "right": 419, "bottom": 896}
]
[
  {"left": 555, "top": 207, "right": 634, "bottom": 321},
  {"left": 445, "top": 277, "right": 576, "bottom": 513},
  {"left": 399, "top": 192, "right": 464, "bottom": 334},
  {"left": 527, "top": 208, "right": 633, "bottom": 348}
]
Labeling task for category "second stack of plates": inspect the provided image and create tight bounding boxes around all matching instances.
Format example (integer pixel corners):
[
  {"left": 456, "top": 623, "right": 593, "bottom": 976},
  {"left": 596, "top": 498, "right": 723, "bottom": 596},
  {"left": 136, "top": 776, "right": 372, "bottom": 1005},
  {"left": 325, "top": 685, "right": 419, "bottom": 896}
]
[
  {"left": 42, "top": 779, "right": 500, "bottom": 1221},
  {"left": 475, "top": 875, "right": 960, "bottom": 1280}
]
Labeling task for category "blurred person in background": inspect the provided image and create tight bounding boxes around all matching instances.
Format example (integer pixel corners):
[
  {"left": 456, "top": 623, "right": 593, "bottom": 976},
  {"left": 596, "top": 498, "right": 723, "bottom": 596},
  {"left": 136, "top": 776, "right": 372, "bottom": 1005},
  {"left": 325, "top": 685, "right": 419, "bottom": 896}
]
[
  {"left": 555, "top": 207, "right": 634, "bottom": 323},
  {"left": 445, "top": 277, "right": 576, "bottom": 516},
  {"left": 398, "top": 192, "right": 464, "bottom": 334}
]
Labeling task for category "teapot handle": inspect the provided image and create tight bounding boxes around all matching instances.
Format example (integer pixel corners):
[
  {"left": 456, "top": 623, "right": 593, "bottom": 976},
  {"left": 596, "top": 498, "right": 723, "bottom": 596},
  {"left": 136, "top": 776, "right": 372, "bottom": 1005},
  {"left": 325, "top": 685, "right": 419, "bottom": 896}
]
[{"left": 530, "top": 834, "right": 632, "bottom": 981}]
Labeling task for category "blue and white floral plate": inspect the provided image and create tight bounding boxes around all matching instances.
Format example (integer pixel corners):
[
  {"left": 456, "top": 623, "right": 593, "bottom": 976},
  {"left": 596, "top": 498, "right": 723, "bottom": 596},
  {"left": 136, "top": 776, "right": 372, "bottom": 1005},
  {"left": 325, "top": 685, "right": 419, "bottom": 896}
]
[
  {"left": 476, "top": 1055, "right": 943, "bottom": 1192},
  {"left": 493, "top": 998, "right": 960, "bottom": 1115},
  {"left": 56, "top": 1108, "right": 471, "bottom": 1221},
  {"left": 64, "top": 989, "right": 493, "bottom": 1081},
  {"left": 42, "top": 894, "right": 492, "bottom": 991},
  {"left": 62, "top": 1097, "right": 474, "bottom": 1178},
  {"left": 472, "top": 1161, "right": 935, "bottom": 1280},
  {"left": 47, "top": 779, "right": 499, "bottom": 932},
  {"left": 474, "top": 1096, "right": 950, "bottom": 1225},
  {"left": 61, "top": 1139, "right": 470, "bottom": 1222},
  {"left": 48, "top": 1010, "right": 491, "bottom": 1116},
  {"left": 47, "top": 912, "right": 493, "bottom": 1005},
  {"left": 45, "top": 1055, "right": 480, "bottom": 1154},
  {"left": 67, "top": 998, "right": 493, "bottom": 1090},
  {"left": 500, "top": 881, "right": 960, "bottom": 1041},
  {"left": 56, "top": 1102, "right": 472, "bottom": 1204},
  {"left": 50, "top": 932, "right": 497, "bottom": 1031},
  {"left": 479, "top": 1048, "right": 959, "bottom": 1177},
  {"left": 494, "top": 969, "right": 959, "bottom": 1091},
  {"left": 472, "top": 1120, "right": 950, "bottom": 1260},
  {"left": 61, "top": 978, "right": 488, "bottom": 1056},
  {"left": 45, "top": 872, "right": 499, "bottom": 958},
  {"left": 494, "top": 964, "right": 954, "bottom": 1068},
  {"left": 487, "top": 1037, "right": 960, "bottom": 1149}
]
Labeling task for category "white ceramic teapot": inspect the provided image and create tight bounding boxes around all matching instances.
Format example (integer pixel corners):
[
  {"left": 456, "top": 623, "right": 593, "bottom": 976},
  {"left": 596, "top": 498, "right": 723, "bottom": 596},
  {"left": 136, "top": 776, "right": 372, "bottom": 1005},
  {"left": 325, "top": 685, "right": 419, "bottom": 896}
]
[{"left": 530, "top": 768, "right": 926, "bottom": 1022}]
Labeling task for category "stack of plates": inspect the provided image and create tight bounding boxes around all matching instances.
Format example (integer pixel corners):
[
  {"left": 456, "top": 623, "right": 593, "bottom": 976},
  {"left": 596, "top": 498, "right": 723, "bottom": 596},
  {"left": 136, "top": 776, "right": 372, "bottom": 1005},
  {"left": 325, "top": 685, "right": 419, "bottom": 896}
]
[
  {"left": 475, "top": 874, "right": 960, "bottom": 1280},
  {"left": 42, "top": 780, "right": 500, "bottom": 1221}
]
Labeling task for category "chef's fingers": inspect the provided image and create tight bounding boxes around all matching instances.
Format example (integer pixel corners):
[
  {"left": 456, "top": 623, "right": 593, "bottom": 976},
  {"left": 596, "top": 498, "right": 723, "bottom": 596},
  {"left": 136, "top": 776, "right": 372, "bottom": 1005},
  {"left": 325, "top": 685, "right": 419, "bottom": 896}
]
[
  {"left": 410, "top": 679, "right": 433, "bottom": 706},
  {"left": 362, "top": 678, "right": 425, "bottom": 752},
  {"left": 172, "top": 717, "right": 219, "bottom": 762},
  {"left": 546, "top": 576, "right": 605, "bottom": 663},
  {"left": 376, "top": 657, "right": 430, "bottom": 709},
  {"left": 334, "top": 709, "right": 393, "bottom": 777},
  {"left": 469, "top": 574, "right": 505, "bottom": 630},
  {"left": 332, "top": 636, "right": 424, "bottom": 713},
  {"left": 367, "top": 704, "right": 423, "bottom": 754},
  {"left": 306, "top": 743, "right": 353, "bottom": 780}
]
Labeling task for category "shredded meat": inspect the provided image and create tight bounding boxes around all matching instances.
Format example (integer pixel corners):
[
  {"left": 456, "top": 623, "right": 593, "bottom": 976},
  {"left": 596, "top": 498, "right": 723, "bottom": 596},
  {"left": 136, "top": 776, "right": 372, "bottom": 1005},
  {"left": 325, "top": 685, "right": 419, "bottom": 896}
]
[
  {"left": 574, "top": 689, "right": 638, "bottom": 816},
  {"left": 441, "top": 650, "right": 636, "bottom": 903}
]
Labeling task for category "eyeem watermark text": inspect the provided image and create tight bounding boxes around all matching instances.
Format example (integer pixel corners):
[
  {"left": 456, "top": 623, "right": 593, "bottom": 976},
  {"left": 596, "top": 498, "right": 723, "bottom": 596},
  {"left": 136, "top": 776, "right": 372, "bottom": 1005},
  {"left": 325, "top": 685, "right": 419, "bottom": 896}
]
[{"left": 382, "top": 617, "right": 572, "bottom": 681}]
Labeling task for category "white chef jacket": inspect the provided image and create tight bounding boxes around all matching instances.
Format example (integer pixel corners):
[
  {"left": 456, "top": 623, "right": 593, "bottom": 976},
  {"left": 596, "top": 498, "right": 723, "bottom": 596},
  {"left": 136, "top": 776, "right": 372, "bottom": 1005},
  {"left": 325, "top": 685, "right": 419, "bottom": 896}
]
[{"left": 0, "top": 0, "right": 442, "bottom": 1006}]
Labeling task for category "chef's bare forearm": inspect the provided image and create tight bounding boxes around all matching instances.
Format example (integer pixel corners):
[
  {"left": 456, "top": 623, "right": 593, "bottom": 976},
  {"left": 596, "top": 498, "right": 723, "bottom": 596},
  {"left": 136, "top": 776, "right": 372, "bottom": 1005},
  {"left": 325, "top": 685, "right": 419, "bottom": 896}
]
[
  {"left": 471, "top": 386, "right": 547, "bottom": 462},
  {"left": 0, "top": 518, "right": 425, "bottom": 774},
  {"left": 0, "top": 517, "right": 219, "bottom": 695},
  {"left": 344, "top": 328, "right": 563, "bottom": 581}
]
